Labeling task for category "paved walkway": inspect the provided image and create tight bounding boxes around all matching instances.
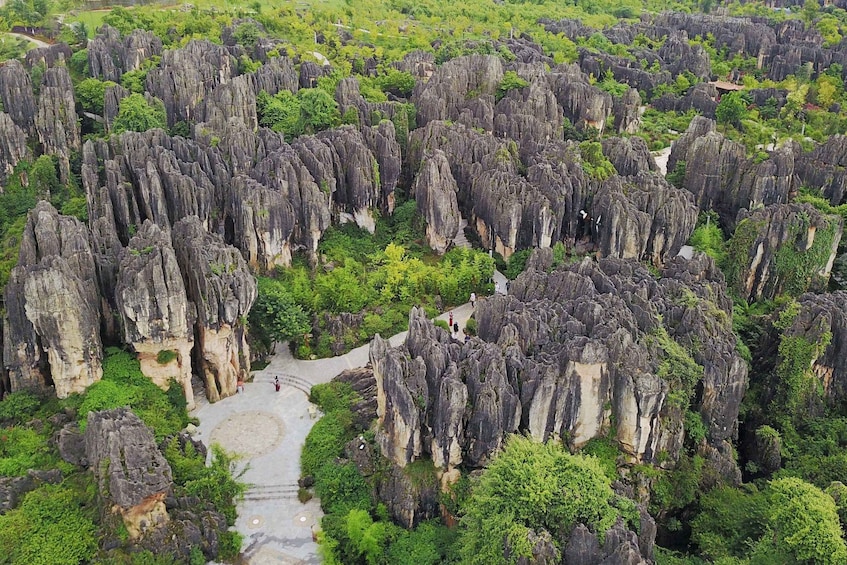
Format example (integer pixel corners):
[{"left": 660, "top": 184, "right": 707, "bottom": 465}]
[{"left": 194, "top": 291, "right": 501, "bottom": 563}]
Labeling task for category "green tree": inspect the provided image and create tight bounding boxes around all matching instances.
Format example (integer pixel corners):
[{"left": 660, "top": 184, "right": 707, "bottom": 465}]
[
  {"left": 75, "top": 78, "right": 115, "bottom": 115},
  {"left": 345, "top": 508, "right": 393, "bottom": 565},
  {"left": 257, "top": 89, "right": 302, "bottom": 139},
  {"left": 459, "top": 435, "right": 635, "bottom": 564},
  {"left": 298, "top": 88, "right": 341, "bottom": 134},
  {"left": 715, "top": 92, "right": 748, "bottom": 128},
  {"left": 28, "top": 155, "right": 60, "bottom": 198},
  {"left": 496, "top": 70, "right": 529, "bottom": 101},
  {"left": 249, "top": 276, "right": 311, "bottom": 349},
  {"left": 755, "top": 477, "right": 847, "bottom": 565},
  {"left": 111, "top": 93, "right": 167, "bottom": 134}
]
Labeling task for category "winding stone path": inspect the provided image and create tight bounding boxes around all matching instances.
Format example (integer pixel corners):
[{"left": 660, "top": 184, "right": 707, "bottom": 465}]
[{"left": 194, "top": 294, "right": 494, "bottom": 563}]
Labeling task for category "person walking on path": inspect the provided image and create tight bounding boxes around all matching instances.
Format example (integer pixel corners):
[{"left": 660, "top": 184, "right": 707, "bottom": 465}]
[
  {"left": 236, "top": 378, "right": 244, "bottom": 394},
  {"left": 449, "top": 311, "right": 454, "bottom": 328},
  {"left": 274, "top": 376, "right": 281, "bottom": 392},
  {"left": 470, "top": 292, "right": 476, "bottom": 308}
]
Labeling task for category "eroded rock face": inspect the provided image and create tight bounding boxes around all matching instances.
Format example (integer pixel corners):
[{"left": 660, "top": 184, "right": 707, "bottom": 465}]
[
  {"left": 88, "top": 25, "right": 163, "bottom": 82},
  {"left": 0, "top": 60, "right": 37, "bottom": 135},
  {"left": 36, "top": 67, "right": 81, "bottom": 182},
  {"left": 668, "top": 117, "right": 796, "bottom": 230},
  {"left": 85, "top": 408, "right": 172, "bottom": 539},
  {"left": 414, "top": 151, "right": 460, "bottom": 254},
  {"left": 115, "top": 221, "right": 195, "bottom": 409},
  {"left": 413, "top": 54, "right": 504, "bottom": 130},
  {"left": 172, "top": 217, "right": 256, "bottom": 402},
  {"left": 728, "top": 203, "right": 842, "bottom": 302},
  {"left": 371, "top": 254, "right": 745, "bottom": 485},
  {"left": 0, "top": 112, "right": 30, "bottom": 185},
  {"left": 145, "top": 40, "right": 236, "bottom": 126},
  {"left": 227, "top": 175, "right": 296, "bottom": 270},
  {"left": 777, "top": 291, "right": 847, "bottom": 407},
  {"left": 4, "top": 202, "right": 103, "bottom": 398},
  {"left": 592, "top": 173, "right": 698, "bottom": 267}
]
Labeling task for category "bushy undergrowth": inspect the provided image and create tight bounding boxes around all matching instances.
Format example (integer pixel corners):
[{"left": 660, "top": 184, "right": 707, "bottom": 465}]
[{"left": 259, "top": 201, "right": 494, "bottom": 358}]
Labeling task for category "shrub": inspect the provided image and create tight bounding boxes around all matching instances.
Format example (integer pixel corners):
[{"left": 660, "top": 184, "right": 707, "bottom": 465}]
[
  {"left": 301, "top": 411, "right": 351, "bottom": 478},
  {"left": 183, "top": 445, "right": 246, "bottom": 525},
  {"left": 504, "top": 249, "right": 532, "bottom": 280},
  {"left": 156, "top": 349, "right": 178, "bottom": 364},
  {"left": 314, "top": 462, "right": 372, "bottom": 515},
  {"left": 78, "top": 347, "right": 188, "bottom": 439},
  {"left": 463, "top": 318, "right": 477, "bottom": 336},
  {"left": 0, "top": 483, "right": 98, "bottom": 565},
  {"left": 0, "top": 427, "right": 56, "bottom": 476},
  {"left": 112, "top": 93, "right": 167, "bottom": 134},
  {"left": 496, "top": 70, "right": 529, "bottom": 102},
  {"left": 0, "top": 390, "right": 41, "bottom": 424}
]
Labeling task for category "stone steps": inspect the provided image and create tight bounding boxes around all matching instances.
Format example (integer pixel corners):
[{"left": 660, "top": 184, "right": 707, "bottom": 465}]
[
  {"left": 243, "top": 483, "right": 301, "bottom": 502},
  {"left": 454, "top": 217, "right": 472, "bottom": 249},
  {"left": 275, "top": 374, "right": 313, "bottom": 396}
]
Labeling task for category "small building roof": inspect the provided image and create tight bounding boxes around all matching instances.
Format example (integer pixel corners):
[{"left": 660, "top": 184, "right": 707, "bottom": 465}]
[{"left": 709, "top": 80, "right": 745, "bottom": 92}]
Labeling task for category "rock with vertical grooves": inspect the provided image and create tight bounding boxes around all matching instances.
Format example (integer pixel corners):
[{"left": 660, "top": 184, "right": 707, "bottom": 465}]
[
  {"left": 115, "top": 221, "right": 195, "bottom": 409},
  {"left": 4, "top": 202, "right": 103, "bottom": 398},
  {"left": 227, "top": 174, "right": 296, "bottom": 270},
  {"left": 24, "top": 43, "right": 72, "bottom": 69},
  {"left": 591, "top": 173, "right": 698, "bottom": 267},
  {"left": 727, "top": 203, "right": 842, "bottom": 302},
  {"left": 613, "top": 88, "right": 642, "bottom": 134},
  {"left": 36, "top": 66, "right": 81, "bottom": 182},
  {"left": 0, "top": 112, "right": 31, "bottom": 186},
  {"left": 413, "top": 151, "right": 460, "bottom": 254},
  {"left": 601, "top": 137, "right": 656, "bottom": 177},
  {"left": 370, "top": 256, "right": 745, "bottom": 487},
  {"left": 0, "top": 60, "right": 36, "bottom": 135},
  {"left": 413, "top": 54, "right": 504, "bottom": 130},
  {"left": 145, "top": 40, "right": 236, "bottom": 126},
  {"left": 547, "top": 63, "right": 613, "bottom": 133},
  {"left": 171, "top": 217, "right": 256, "bottom": 402},
  {"left": 250, "top": 144, "right": 331, "bottom": 257}
]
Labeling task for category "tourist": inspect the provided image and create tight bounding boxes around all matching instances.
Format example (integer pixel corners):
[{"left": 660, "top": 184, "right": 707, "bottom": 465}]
[
  {"left": 449, "top": 310, "right": 454, "bottom": 328},
  {"left": 274, "top": 376, "right": 281, "bottom": 392},
  {"left": 236, "top": 379, "right": 244, "bottom": 394},
  {"left": 470, "top": 292, "right": 476, "bottom": 308}
]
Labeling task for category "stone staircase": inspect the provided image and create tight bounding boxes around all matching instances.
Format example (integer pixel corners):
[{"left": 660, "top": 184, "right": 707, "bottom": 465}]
[
  {"left": 243, "top": 483, "right": 301, "bottom": 502},
  {"left": 454, "top": 217, "right": 472, "bottom": 249},
  {"left": 275, "top": 374, "right": 313, "bottom": 396}
]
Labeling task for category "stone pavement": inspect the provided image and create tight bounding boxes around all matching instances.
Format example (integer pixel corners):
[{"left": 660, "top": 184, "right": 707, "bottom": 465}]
[{"left": 194, "top": 277, "right": 505, "bottom": 564}]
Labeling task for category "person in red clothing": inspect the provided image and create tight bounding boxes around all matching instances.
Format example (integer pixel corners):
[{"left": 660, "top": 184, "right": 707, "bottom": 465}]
[
  {"left": 449, "top": 311, "right": 454, "bottom": 327},
  {"left": 274, "top": 376, "right": 281, "bottom": 392}
]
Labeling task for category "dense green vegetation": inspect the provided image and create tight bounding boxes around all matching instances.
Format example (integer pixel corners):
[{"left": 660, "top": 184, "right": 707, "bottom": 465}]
[{"left": 253, "top": 201, "right": 494, "bottom": 359}]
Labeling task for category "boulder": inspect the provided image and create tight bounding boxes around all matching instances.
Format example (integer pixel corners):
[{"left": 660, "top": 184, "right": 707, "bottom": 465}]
[
  {"left": 0, "top": 469, "right": 63, "bottom": 514},
  {"left": 85, "top": 408, "right": 172, "bottom": 539}
]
